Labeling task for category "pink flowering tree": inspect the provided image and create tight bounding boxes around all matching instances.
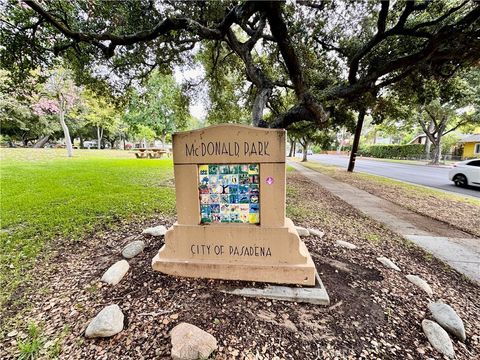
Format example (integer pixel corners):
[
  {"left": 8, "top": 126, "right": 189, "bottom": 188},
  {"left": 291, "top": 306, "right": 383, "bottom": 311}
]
[{"left": 32, "top": 68, "right": 80, "bottom": 157}]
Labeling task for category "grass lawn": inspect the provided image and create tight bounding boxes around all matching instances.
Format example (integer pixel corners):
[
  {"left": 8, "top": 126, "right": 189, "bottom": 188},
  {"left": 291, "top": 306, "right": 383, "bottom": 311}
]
[{"left": 0, "top": 148, "right": 175, "bottom": 309}]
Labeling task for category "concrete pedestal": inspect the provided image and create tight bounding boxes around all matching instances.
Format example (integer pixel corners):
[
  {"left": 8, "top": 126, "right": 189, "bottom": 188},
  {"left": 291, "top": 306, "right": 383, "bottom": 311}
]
[{"left": 152, "top": 218, "right": 317, "bottom": 286}]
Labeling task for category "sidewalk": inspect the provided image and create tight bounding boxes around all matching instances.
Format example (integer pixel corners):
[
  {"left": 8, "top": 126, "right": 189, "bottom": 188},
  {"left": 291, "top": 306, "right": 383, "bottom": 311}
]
[{"left": 289, "top": 161, "right": 480, "bottom": 283}]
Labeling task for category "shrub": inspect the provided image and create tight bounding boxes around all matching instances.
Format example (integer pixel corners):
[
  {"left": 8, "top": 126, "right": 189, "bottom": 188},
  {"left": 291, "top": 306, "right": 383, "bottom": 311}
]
[{"left": 358, "top": 144, "right": 424, "bottom": 159}]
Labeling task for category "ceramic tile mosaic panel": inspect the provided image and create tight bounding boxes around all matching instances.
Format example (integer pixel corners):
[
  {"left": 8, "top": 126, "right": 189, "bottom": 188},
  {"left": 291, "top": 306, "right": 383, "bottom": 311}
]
[{"left": 198, "top": 164, "right": 260, "bottom": 224}]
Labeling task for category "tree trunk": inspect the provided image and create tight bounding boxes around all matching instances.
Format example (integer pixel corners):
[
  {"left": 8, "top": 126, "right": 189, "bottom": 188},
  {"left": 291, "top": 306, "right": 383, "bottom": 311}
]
[
  {"left": 97, "top": 126, "right": 103, "bottom": 150},
  {"left": 161, "top": 134, "right": 166, "bottom": 149},
  {"left": 79, "top": 135, "right": 84, "bottom": 149},
  {"left": 252, "top": 87, "right": 272, "bottom": 127},
  {"left": 110, "top": 139, "right": 115, "bottom": 149},
  {"left": 59, "top": 99, "right": 73, "bottom": 157},
  {"left": 425, "top": 137, "right": 431, "bottom": 160},
  {"left": 301, "top": 141, "right": 308, "bottom": 162},
  {"left": 348, "top": 107, "right": 366, "bottom": 172},
  {"left": 287, "top": 138, "right": 295, "bottom": 157},
  {"left": 33, "top": 135, "right": 50, "bottom": 148},
  {"left": 424, "top": 120, "right": 434, "bottom": 160},
  {"left": 430, "top": 139, "right": 442, "bottom": 165}
]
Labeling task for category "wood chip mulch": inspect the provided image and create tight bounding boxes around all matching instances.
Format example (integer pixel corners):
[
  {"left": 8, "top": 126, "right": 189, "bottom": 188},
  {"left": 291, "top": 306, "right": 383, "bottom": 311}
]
[{"left": 0, "top": 172, "right": 479, "bottom": 359}]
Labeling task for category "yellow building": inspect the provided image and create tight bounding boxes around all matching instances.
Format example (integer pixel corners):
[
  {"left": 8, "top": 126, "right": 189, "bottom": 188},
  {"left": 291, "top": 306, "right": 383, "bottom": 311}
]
[{"left": 459, "top": 134, "right": 480, "bottom": 159}]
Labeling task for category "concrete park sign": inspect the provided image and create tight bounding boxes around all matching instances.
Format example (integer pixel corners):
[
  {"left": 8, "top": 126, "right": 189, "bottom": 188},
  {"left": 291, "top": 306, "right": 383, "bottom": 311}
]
[{"left": 152, "top": 124, "right": 316, "bottom": 285}]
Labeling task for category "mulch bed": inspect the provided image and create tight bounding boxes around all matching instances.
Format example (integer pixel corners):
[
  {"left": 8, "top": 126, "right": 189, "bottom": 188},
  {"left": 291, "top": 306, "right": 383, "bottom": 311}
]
[{"left": 0, "top": 172, "right": 479, "bottom": 359}]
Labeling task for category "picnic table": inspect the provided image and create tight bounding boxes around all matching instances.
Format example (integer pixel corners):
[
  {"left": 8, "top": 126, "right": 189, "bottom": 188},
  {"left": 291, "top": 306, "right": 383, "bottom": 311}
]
[{"left": 133, "top": 148, "right": 170, "bottom": 159}]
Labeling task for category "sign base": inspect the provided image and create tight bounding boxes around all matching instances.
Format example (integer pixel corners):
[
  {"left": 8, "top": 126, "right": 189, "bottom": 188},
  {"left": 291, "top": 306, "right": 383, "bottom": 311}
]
[{"left": 152, "top": 218, "right": 317, "bottom": 286}]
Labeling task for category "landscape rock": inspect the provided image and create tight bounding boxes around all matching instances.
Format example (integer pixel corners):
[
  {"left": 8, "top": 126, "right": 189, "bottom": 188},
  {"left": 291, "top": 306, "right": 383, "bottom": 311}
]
[
  {"left": 295, "top": 226, "right": 310, "bottom": 237},
  {"left": 170, "top": 322, "right": 217, "bottom": 360},
  {"left": 421, "top": 319, "right": 455, "bottom": 358},
  {"left": 406, "top": 275, "right": 433, "bottom": 296},
  {"left": 142, "top": 225, "right": 167, "bottom": 237},
  {"left": 85, "top": 304, "right": 124, "bottom": 338},
  {"left": 122, "top": 240, "right": 145, "bottom": 259},
  {"left": 377, "top": 257, "right": 401, "bottom": 271},
  {"left": 307, "top": 228, "right": 325, "bottom": 238},
  {"left": 101, "top": 260, "right": 129, "bottom": 285},
  {"left": 428, "top": 302, "right": 466, "bottom": 341},
  {"left": 335, "top": 240, "right": 358, "bottom": 250}
]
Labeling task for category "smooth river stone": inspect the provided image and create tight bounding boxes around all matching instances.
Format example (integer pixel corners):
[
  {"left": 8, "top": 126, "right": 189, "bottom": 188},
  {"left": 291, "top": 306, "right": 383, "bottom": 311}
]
[
  {"left": 101, "top": 260, "right": 130, "bottom": 285},
  {"left": 428, "top": 302, "right": 466, "bottom": 341},
  {"left": 376, "top": 257, "right": 401, "bottom": 271},
  {"left": 405, "top": 275, "right": 433, "bottom": 296},
  {"left": 85, "top": 304, "right": 124, "bottom": 338},
  {"left": 335, "top": 240, "right": 358, "bottom": 250},
  {"left": 295, "top": 226, "right": 310, "bottom": 237},
  {"left": 422, "top": 319, "right": 454, "bottom": 358},
  {"left": 122, "top": 240, "right": 145, "bottom": 259},
  {"left": 170, "top": 322, "right": 217, "bottom": 360},
  {"left": 142, "top": 225, "right": 167, "bottom": 236},
  {"left": 308, "top": 228, "right": 325, "bottom": 238}
]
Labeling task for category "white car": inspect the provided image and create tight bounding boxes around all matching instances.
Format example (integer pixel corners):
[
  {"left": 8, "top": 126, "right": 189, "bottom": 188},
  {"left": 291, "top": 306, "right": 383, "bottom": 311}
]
[{"left": 449, "top": 159, "right": 480, "bottom": 188}]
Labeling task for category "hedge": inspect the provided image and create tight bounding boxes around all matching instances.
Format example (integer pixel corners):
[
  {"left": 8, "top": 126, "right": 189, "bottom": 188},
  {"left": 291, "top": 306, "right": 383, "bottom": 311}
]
[{"left": 358, "top": 144, "right": 424, "bottom": 159}]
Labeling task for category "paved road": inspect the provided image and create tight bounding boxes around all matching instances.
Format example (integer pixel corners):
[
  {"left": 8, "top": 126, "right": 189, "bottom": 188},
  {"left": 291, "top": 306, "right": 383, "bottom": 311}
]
[{"left": 308, "top": 154, "right": 480, "bottom": 198}]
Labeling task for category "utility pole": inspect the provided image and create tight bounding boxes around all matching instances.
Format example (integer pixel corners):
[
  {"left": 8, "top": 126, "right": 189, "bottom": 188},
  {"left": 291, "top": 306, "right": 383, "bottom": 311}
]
[{"left": 347, "top": 108, "right": 367, "bottom": 172}]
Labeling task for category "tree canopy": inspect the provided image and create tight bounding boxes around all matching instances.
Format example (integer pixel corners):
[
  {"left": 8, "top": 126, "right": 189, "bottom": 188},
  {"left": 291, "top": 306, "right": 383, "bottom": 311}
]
[{"left": 1, "top": 1, "right": 479, "bottom": 130}]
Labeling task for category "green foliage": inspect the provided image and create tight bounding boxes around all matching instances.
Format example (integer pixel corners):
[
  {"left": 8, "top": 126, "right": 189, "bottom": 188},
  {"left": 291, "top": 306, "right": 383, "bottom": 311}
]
[
  {"left": 358, "top": 144, "right": 424, "bottom": 159},
  {"left": 441, "top": 133, "right": 461, "bottom": 155},
  {"left": 198, "top": 41, "right": 251, "bottom": 125},
  {"left": 17, "top": 322, "right": 44, "bottom": 360},
  {"left": 81, "top": 90, "right": 121, "bottom": 131},
  {"left": 135, "top": 124, "right": 156, "bottom": 142},
  {"left": 124, "top": 71, "right": 189, "bottom": 140},
  {"left": 0, "top": 149, "right": 175, "bottom": 308}
]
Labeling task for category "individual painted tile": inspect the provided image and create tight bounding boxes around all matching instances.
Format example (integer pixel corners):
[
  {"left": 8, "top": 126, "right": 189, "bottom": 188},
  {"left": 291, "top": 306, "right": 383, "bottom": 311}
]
[
  {"left": 248, "top": 213, "right": 259, "bottom": 224},
  {"left": 239, "top": 174, "right": 249, "bottom": 184},
  {"left": 200, "top": 204, "right": 211, "bottom": 215},
  {"left": 208, "top": 164, "right": 218, "bottom": 174},
  {"left": 249, "top": 184, "right": 259, "bottom": 195},
  {"left": 229, "top": 165, "right": 239, "bottom": 174},
  {"left": 248, "top": 164, "right": 259, "bottom": 174},
  {"left": 219, "top": 165, "right": 230, "bottom": 174},
  {"left": 199, "top": 165, "right": 209, "bottom": 176},
  {"left": 239, "top": 164, "right": 249, "bottom": 174},
  {"left": 249, "top": 175, "right": 259, "bottom": 184}
]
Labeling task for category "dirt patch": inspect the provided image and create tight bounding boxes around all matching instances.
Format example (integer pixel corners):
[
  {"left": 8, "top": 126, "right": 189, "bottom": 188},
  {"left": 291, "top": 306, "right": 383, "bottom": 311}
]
[{"left": 1, "top": 173, "right": 479, "bottom": 359}]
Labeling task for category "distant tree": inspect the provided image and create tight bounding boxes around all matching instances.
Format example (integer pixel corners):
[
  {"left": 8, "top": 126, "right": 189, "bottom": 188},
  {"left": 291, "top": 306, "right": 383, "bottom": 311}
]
[
  {"left": 288, "top": 122, "right": 325, "bottom": 162},
  {"left": 384, "top": 69, "right": 480, "bottom": 164},
  {"left": 82, "top": 90, "right": 121, "bottom": 149},
  {"left": 124, "top": 71, "right": 189, "bottom": 147},
  {"left": 0, "top": 69, "right": 58, "bottom": 146},
  {"left": 135, "top": 124, "right": 156, "bottom": 148},
  {"left": 32, "top": 67, "right": 80, "bottom": 157}
]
